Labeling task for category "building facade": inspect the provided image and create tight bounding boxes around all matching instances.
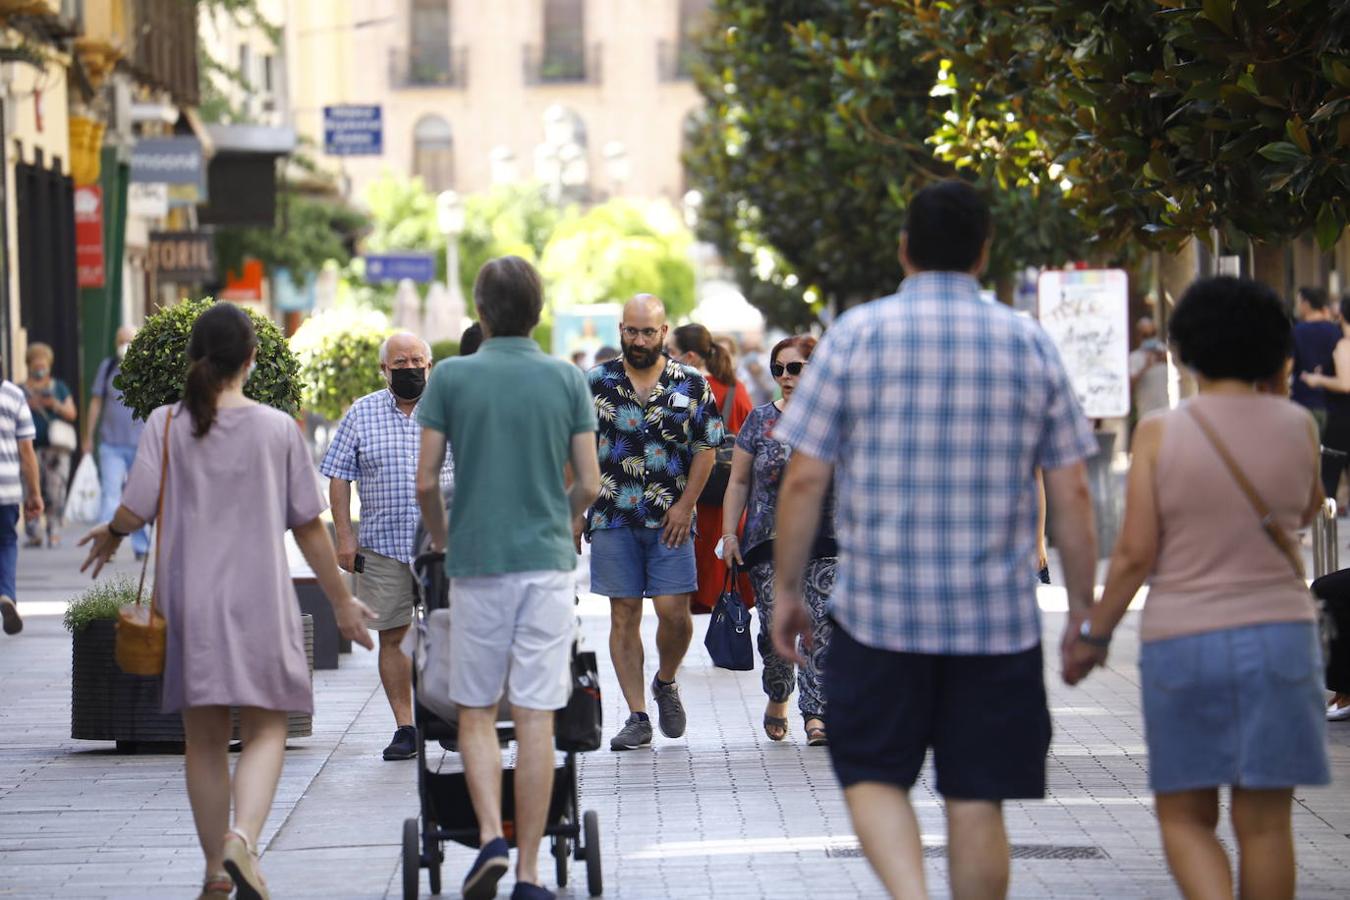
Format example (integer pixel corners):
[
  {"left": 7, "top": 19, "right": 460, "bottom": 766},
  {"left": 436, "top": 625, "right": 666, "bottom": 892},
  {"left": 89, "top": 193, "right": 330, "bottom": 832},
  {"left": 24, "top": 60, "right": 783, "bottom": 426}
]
[{"left": 284, "top": 0, "right": 709, "bottom": 205}]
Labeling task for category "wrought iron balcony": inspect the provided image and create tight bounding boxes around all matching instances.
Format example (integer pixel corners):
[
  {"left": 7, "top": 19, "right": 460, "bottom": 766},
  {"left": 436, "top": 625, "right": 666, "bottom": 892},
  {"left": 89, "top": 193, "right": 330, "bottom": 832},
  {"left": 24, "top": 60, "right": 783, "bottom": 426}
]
[
  {"left": 523, "top": 42, "right": 601, "bottom": 86},
  {"left": 389, "top": 45, "right": 468, "bottom": 89}
]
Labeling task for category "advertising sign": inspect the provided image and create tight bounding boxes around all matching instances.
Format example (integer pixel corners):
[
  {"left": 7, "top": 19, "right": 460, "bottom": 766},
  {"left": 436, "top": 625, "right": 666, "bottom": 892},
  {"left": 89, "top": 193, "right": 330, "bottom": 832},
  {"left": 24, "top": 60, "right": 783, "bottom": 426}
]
[
  {"left": 128, "top": 182, "right": 169, "bottom": 218},
  {"left": 364, "top": 252, "right": 436, "bottom": 284},
  {"left": 323, "top": 105, "right": 383, "bottom": 156},
  {"left": 553, "top": 304, "right": 621, "bottom": 363},
  {"left": 131, "top": 137, "right": 205, "bottom": 188},
  {"left": 75, "top": 186, "right": 104, "bottom": 289},
  {"left": 1037, "top": 269, "right": 1130, "bottom": 419},
  {"left": 148, "top": 232, "right": 215, "bottom": 283}
]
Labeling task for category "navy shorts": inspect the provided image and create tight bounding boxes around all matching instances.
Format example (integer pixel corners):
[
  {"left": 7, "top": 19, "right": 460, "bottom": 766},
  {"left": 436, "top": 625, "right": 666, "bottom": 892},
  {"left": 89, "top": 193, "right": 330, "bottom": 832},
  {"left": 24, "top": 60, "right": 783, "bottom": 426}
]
[
  {"left": 588, "top": 526, "right": 698, "bottom": 599},
  {"left": 825, "top": 621, "right": 1051, "bottom": 801}
]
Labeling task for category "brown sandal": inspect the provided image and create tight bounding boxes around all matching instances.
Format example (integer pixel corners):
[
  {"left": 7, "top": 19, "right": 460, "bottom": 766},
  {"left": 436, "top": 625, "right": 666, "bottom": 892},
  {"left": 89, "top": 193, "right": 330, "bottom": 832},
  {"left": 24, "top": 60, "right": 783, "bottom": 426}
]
[
  {"left": 805, "top": 718, "right": 828, "bottom": 746},
  {"left": 223, "top": 828, "right": 270, "bottom": 900},
  {"left": 196, "top": 873, "right": 233, "bottom": 900},
  {"left": 763, "top": 714, "right": 789, "bottom": 742}
]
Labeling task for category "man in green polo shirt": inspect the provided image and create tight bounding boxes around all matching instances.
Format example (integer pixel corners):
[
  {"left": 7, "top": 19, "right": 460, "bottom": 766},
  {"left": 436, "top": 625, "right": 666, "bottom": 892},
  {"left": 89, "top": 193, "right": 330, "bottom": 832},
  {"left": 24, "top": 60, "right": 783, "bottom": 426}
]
[{"left": 416, "top": 255, "right": 600, "bottom": 900}]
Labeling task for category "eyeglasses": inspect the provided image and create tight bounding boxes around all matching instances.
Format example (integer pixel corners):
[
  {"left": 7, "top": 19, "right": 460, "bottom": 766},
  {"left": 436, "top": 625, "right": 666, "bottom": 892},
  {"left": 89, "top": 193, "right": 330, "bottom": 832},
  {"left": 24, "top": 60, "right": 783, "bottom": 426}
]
[
  {"left": 620, "top": 325, "right": 663, "bottom": 340},
  {"left": 771, "top": 361, "right": 807, "bottom": 377}
]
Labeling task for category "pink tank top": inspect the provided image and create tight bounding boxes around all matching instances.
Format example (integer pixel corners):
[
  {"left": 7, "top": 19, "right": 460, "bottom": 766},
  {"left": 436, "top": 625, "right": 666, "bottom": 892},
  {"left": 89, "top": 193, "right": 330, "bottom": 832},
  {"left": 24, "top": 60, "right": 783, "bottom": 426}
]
[{"left": 1143, "top": 394, "right": 1317, "bottom": 642}]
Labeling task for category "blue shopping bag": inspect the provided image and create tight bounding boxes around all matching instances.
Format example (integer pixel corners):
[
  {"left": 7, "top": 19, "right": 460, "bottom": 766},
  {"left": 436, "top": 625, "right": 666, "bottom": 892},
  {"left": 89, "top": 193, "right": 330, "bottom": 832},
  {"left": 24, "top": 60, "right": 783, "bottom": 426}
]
[{"left": 704, "top": 567, "right": 754, "bottom": 671}]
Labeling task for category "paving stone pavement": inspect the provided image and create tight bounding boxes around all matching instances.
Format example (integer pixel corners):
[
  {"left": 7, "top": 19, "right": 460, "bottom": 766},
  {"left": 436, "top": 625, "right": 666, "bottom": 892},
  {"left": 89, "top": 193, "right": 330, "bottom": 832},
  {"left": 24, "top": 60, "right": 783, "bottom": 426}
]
[{"left": 2, "top": 535, "right": 1349, "bottom": 898}]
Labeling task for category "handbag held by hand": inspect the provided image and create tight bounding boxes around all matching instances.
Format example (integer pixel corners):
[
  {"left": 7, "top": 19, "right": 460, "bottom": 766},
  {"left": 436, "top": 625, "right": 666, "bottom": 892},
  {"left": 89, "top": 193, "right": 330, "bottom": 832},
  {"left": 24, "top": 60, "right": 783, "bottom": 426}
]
[
  {"left": 114, "top": 409, "right": 172, "bottom": 676},
  {"left": 704, "top": 565, "right": 754, "bottom": 671}
]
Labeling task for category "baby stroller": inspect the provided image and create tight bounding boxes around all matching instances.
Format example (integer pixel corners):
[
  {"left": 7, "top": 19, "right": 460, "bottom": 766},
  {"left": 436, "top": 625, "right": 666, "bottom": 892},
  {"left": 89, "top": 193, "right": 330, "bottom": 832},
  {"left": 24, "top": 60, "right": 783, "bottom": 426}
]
[{"left": 401, "top": 550, "right": 604, "bottom": 899}]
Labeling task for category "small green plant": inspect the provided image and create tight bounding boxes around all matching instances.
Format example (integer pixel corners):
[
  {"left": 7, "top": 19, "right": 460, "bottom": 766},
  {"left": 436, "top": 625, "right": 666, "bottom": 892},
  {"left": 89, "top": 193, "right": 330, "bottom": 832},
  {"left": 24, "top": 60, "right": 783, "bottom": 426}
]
[
  {"left": 289, "top": 308, "right": 393, "bottom": 422},
  {"left": 117, "top": 298, "right": 303, "bottom": 421},
  {"left": 430, "top": 339, "right": 459, "bottom": 362},
  {"left": 63, "top": 576, "right": 140, "bottom": 634}
]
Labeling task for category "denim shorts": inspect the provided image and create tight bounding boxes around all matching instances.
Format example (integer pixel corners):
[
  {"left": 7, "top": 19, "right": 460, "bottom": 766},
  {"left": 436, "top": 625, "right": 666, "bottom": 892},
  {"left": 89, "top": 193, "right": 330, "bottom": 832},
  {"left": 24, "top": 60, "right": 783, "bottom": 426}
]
[
  {"left": 1140, "top": 621, "right": 1331, "bottom": 794},
  {"left": 588, "top": 526, "right": 697, "bottom": 599}
]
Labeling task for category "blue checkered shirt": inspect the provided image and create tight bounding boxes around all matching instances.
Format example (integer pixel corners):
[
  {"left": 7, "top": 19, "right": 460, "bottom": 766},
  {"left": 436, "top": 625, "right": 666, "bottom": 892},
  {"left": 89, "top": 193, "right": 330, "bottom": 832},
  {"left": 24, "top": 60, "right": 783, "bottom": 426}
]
[
  {"left": 319, "top": 389, "right": 454, "bottom": 563},
  {"left": 774, "top": 272, "right": 1097, "bottom": 655}
]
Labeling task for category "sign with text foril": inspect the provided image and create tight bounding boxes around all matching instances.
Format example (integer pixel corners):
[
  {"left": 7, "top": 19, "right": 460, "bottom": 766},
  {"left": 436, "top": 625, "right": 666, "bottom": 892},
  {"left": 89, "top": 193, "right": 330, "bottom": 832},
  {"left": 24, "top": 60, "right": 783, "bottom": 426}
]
[
  {"left": 323, "top": 105, "right": 383, "bottom": 156},
  {"left": 1037, "top": 269, "right": 1130, "bottom": 419},
  {"left": 148, "top": 232, "right": 215, "bottom": 283},
  {"left": 75, "top": 186, "right": 105, "bottom": 289}
]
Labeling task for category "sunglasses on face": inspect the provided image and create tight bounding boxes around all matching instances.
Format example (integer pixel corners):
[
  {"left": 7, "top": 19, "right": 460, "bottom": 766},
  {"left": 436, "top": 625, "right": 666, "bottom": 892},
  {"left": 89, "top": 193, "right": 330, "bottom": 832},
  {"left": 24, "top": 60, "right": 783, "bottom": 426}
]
[{"left": 771, "top": 361, "right": 806, "bottom": 377}]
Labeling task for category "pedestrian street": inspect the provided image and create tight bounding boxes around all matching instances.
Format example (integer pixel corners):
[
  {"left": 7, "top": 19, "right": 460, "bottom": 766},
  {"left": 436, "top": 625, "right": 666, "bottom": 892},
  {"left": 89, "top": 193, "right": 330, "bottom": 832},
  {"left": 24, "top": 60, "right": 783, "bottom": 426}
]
[{"left": 2, "top": 539, "right": 1349, "bottom": 899}]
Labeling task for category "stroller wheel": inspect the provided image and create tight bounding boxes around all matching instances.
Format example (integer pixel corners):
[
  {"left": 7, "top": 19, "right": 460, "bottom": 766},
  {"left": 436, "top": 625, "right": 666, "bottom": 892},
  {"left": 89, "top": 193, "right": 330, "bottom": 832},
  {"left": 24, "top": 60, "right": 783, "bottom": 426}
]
[
  {"left": 403, "top": 817, "right": 421, "bottom": 900},
  {"left": 584, "top": 810, "right": 602, "bottom": 896},
  {"left": 553, "top": 832, "right": 570, "bottom": 887}
]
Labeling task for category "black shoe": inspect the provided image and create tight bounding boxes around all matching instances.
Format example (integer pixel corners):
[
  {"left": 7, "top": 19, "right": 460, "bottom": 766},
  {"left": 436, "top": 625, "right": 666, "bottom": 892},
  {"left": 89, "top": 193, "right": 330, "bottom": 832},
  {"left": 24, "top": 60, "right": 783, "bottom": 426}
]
[
  {"left": 0, "top": 597, "right": 20, "bottom": 635},
  {"left": 382, "top": 725, "right": 418, "bottom": 760}
]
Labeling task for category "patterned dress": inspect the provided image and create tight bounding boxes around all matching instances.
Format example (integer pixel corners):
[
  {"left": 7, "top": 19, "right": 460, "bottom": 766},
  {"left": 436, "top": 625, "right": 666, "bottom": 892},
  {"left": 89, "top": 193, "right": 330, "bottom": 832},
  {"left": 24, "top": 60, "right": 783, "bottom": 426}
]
[{"left": 737, "top": 402, "right": 836, "bottom": 718}]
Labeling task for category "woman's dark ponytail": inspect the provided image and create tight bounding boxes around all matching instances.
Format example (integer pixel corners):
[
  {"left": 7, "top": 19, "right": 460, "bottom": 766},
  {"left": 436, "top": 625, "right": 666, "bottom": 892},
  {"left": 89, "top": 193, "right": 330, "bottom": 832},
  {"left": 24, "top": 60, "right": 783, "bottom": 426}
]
[
  {"left": 184, "top": 302, "right": 257, "bottom": 438},
  {"left": 673, "top": 323, "right": 736, "bottom": 386}
]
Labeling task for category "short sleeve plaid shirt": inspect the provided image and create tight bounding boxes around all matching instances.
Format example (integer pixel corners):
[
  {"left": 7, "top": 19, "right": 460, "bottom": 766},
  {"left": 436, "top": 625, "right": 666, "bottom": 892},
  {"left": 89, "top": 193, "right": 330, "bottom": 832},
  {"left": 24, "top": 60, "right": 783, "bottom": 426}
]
[
  {"left": 774, "top": 272, "right": 1097, "bottom": 655},
  {"left": 319, "top": 389, "right": 454, "bottom": 563}
]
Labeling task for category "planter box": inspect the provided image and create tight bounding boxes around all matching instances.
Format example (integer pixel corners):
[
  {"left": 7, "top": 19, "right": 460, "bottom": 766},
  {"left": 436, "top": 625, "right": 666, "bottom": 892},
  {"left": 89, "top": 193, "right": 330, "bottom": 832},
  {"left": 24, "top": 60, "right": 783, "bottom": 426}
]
[{"left": 71, "top": 615, "right": 316, "bottom": 748}]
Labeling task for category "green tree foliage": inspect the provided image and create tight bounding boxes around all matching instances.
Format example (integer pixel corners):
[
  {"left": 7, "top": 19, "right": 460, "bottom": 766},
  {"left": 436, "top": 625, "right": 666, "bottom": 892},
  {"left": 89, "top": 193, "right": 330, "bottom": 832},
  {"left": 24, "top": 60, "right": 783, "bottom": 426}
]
[
  {"left": 288, "top": 309, "right": 392, "bottom": 421},
  {"left": 363, "top": 173, "right": 443, "bottom": 257},
  {"left": 117, "top": 299, "right": 302, "bottom": 421},
  {"left": 540, "top": 199, "right": 696, "bottom": 318},
  {"left": 683, "top": 1, "right": 1090, "bottom": 328},
  {"left": 214, "top": 194, "right": 367, "bottom": 286},
  {"left": 897, "top": 0, "right": 1350, "bottom": 251},
  {"left": 459, "top": 183, "right": 565, "bottom": 298}
]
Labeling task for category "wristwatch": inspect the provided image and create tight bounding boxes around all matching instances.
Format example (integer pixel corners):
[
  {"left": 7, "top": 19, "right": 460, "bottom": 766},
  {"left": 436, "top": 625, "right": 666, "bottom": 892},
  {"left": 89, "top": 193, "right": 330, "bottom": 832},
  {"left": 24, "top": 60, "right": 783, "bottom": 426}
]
[{"left": 1078, "top": 620, "right": 1112, "bottom": 648}]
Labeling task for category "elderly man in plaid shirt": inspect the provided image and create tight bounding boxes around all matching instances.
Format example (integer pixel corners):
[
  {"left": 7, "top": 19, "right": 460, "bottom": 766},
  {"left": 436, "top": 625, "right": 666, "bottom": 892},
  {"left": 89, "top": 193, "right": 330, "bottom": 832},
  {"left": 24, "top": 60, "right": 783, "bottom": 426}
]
[
  {"left": 773, "top": 181, "right": 1100, "bottom": 899},
  {"left": 321, "top": 331, "right": 453, "bottom": 761}
]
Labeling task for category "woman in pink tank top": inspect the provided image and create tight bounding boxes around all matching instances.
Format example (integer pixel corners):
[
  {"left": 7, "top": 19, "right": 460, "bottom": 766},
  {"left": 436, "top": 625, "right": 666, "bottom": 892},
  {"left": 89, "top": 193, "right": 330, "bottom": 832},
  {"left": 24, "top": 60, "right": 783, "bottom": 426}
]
[{"left": 1063, "top": 277, "right": 1330, "bottom": 900}]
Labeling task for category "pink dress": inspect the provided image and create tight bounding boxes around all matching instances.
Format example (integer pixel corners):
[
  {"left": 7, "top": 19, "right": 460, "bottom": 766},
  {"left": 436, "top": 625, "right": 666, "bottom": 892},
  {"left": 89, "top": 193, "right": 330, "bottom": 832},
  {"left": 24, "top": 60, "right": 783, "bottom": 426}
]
[{"left": 121, "top": 403, "right": 326, "bottom": 714}]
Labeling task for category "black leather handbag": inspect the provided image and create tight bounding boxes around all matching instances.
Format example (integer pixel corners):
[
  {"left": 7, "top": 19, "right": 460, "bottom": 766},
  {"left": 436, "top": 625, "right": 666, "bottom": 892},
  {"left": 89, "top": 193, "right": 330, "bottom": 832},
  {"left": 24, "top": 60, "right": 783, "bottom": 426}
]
[
  {"left": 704, "top": 566, "right": 754, "bottom": 671},
  {"left": 697, "top": 387, "right": 738, "bottom": 506},
  {"left": 555, "top": 643, "right": 603, "bottom": 751}
]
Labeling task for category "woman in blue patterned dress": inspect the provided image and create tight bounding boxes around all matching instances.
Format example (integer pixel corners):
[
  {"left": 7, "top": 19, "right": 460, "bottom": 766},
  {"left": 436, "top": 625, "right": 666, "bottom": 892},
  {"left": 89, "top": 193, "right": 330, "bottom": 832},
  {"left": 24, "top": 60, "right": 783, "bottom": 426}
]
[{"left": 721, "top": 335, "right": 836, "bottom": 745}]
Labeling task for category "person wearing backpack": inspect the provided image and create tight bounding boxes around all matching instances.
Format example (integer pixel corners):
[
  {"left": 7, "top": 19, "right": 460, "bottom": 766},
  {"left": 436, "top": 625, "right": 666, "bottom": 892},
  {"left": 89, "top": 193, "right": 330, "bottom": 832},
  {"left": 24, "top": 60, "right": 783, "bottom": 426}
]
[{"left": 83, "top": 326, "right": 148, "bottom": 560}]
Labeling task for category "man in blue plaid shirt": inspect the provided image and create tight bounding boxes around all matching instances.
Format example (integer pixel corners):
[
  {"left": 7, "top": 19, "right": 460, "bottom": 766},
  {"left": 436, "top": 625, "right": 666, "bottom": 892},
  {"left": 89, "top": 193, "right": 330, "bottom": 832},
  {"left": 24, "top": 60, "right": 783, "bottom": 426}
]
[
  {"left": 321, "top": 332, "right": 453, "bottom": 761},
  {"left": 772, "top": 181, "right": 1100, "bottom": 898}
]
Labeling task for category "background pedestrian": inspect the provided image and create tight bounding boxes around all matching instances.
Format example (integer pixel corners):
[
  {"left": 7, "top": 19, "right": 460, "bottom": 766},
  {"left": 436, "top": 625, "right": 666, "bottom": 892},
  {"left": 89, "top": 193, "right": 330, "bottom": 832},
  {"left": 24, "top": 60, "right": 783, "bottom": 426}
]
[
  {"left": 1066, "top": 276, "right": 1329, "bottom": 900},
  {"left": 84, "top": 325, "right": 149, "bottom": 560},
  {"left": 0, "top": 377, "right": 41, "bottom": 636},
  {"left": 1297, "top": 294, "right": 1350, "bottom": 507},
  {"left": 78, "top": 302, "right": 375, "bottom": 900},
  {"left": 21, "top": 343, "right": 76, "bottom": 547},
  {"left": 670, "top": 323, "right": 753, "bottom": 615},
  {"left": 721, "top": 334, "right": 835, "bottom": 744}
]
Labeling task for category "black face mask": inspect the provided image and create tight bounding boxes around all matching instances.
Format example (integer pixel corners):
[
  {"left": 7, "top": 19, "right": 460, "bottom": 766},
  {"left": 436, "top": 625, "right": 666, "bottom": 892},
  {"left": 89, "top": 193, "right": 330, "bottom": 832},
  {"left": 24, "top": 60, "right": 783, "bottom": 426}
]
[{"left": 389, "top": 367, "right": 427, "bottom": 401}]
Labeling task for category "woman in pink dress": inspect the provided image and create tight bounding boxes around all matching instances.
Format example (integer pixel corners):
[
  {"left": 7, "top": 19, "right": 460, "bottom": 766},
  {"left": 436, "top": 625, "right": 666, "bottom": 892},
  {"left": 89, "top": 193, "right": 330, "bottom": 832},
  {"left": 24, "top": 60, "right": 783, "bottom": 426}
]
[{"left": 80, "top": 302, "right": 375, "bottom": 900}]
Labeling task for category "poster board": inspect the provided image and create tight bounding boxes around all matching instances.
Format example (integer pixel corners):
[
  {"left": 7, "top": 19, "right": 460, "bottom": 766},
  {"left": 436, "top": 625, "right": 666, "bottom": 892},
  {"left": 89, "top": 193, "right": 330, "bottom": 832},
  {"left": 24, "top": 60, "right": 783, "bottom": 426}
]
[{"left": 1037, "top": 269, "right": 1130, "bottom": 419}]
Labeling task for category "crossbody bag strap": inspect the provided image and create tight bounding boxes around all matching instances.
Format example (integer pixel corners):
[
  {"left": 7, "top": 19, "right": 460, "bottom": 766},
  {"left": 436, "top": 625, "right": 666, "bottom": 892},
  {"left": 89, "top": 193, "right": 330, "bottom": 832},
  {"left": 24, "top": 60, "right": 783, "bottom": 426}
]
[
  {"left": 718, "top": 383, "right": 735, "bottom": 434},
  {"left": 134, "top": 407, "right": 173, "bottom": 612},
  {"left": 1186, "top": 405, "right": 1305, "bottom": 580}
]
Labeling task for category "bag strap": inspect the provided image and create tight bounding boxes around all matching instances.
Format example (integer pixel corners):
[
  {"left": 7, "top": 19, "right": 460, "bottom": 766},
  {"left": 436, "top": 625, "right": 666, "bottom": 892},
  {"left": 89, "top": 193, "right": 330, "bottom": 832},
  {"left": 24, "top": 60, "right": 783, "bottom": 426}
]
[
  {"left": 134, "top": 408, "right": 173, "bottom": 612},
  {"left": 1186, "top": 405, "right": 1305, "bottom": 580},
  {"left": 718, "top": 384, "right": 735, "bottom": 433}
]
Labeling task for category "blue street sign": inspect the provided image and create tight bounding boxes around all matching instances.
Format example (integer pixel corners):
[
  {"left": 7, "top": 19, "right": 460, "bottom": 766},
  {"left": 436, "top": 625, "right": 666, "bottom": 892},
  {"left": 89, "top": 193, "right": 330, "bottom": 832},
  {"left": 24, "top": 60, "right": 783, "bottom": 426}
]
[
  {"left": 364, "top": 253, "right": 437, "bottom": 284},
  {"left": 323, "top": 105, "right": 383, "bottom": 156}
]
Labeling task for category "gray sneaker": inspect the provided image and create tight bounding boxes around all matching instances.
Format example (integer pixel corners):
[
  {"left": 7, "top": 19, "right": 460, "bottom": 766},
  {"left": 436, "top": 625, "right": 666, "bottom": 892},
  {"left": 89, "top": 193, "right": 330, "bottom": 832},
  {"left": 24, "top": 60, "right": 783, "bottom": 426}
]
[
  {"left": 610, "top": 713, "right": 653, "bottom": 751},
  {"left": 650, "top": 676, "right": 686, "bottom": 738}
]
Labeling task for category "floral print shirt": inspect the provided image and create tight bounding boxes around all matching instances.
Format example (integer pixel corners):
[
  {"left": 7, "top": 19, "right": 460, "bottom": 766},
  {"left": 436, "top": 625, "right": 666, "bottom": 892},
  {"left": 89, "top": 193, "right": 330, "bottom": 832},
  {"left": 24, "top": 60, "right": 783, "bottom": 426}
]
[
  {"left": 737, "top": 402, "right": 837, "bottom": 556},
  {"left": 586, "top": 356, "right": 724, "bottom": 532}
]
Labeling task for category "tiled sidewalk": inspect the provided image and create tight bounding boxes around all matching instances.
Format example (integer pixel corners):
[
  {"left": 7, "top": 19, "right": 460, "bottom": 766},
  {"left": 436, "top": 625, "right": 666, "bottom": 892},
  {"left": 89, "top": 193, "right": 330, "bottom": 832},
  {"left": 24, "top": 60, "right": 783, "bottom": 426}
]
[{"left": 1, "top": 540, "right": 1348, "bottom": 898}]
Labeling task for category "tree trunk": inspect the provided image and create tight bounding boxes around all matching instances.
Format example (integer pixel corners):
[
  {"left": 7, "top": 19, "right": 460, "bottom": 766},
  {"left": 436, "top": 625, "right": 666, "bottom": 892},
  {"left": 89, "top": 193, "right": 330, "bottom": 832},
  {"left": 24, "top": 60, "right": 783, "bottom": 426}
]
[
  {"left": 1250, "top": 240, "right": 1290, "bottom": 298},
  {"left": 1157, "top": 240, "right": 1199, "bottom": 400}
]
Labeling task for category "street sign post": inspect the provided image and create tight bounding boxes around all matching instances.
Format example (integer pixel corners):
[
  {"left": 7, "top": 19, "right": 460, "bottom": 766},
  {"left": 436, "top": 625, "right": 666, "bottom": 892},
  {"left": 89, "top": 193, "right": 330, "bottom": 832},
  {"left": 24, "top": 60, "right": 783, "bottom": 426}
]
[
  {"left": 323, "top": 105, "right": 383, "bottom": 156},
  {"left": 364, "top": 253, "right": 436, "bottom": 284}
]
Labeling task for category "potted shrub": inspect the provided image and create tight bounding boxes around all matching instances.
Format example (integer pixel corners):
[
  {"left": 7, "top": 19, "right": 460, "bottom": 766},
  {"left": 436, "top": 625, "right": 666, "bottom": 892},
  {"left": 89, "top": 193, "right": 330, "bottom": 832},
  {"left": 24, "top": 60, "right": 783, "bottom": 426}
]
[
  {"left": 116, "top": 297, "right": 303, "bottom": 421},
  {"left": 288, "top": 307, "right": 392, "bottom": 423},
  {"left": 66, "top": 577, "right": 316, "bottom": 750}
]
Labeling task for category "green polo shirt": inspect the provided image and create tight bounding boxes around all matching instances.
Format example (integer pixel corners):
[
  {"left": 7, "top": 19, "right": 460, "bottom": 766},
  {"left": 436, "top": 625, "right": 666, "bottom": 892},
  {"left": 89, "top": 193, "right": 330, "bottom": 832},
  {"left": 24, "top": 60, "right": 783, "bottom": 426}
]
[{"left": 418, "top": 337, "right": 597, "bottom": 577}]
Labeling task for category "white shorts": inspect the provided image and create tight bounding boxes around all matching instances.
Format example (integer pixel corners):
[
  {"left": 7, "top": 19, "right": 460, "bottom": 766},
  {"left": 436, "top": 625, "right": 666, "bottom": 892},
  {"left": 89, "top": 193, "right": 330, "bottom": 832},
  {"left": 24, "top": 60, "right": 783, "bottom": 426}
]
[{"left": 447, "top": 569, "right": 576, "bottom": 711}]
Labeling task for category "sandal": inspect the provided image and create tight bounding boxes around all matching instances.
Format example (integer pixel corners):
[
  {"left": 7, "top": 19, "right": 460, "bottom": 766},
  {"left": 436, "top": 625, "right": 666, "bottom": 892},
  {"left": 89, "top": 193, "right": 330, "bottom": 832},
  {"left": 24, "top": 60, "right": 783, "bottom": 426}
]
[
  {"left": 805, "top": 718, "right": 828, "bottom": 747},
  {"left": 763, "top": 714, "right": 789, "bottom": 742},
  {"left": 223, "top": 828, "right": 270, "bottom": 900},
  {"left": 196, "top": 873, "right": 233, "bottom": 900}
]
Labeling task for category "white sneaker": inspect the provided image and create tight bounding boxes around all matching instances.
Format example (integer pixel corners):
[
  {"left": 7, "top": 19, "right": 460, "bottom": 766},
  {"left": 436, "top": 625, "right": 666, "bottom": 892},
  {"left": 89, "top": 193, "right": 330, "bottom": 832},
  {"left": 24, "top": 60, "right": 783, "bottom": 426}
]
[{"left": 1326, "top": 700, "right": 1350, "bottom": 721}]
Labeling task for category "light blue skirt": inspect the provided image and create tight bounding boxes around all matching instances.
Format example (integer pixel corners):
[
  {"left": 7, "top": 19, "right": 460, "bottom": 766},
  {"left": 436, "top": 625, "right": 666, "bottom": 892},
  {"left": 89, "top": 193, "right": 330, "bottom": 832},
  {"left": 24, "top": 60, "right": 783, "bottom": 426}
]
[{"left": 1140, "top": 621, "right": 1331, "bottom": 794}]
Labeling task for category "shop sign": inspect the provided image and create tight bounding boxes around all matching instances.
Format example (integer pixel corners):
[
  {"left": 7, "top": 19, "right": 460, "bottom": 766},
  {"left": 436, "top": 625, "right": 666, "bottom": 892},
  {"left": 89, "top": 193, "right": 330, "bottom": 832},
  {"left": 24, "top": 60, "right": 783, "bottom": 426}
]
[
  {"left": 128, "top": 182, "right": 169, "bottom": 218},
  {"left": 75, "top": 186, "right": 104, "bottom": 288},
  {"left": 148, "top": 231, "right": 215, "bottom": 282},
  {"left": 131, "top": 137, "right": 206, "bottom": 204}
]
